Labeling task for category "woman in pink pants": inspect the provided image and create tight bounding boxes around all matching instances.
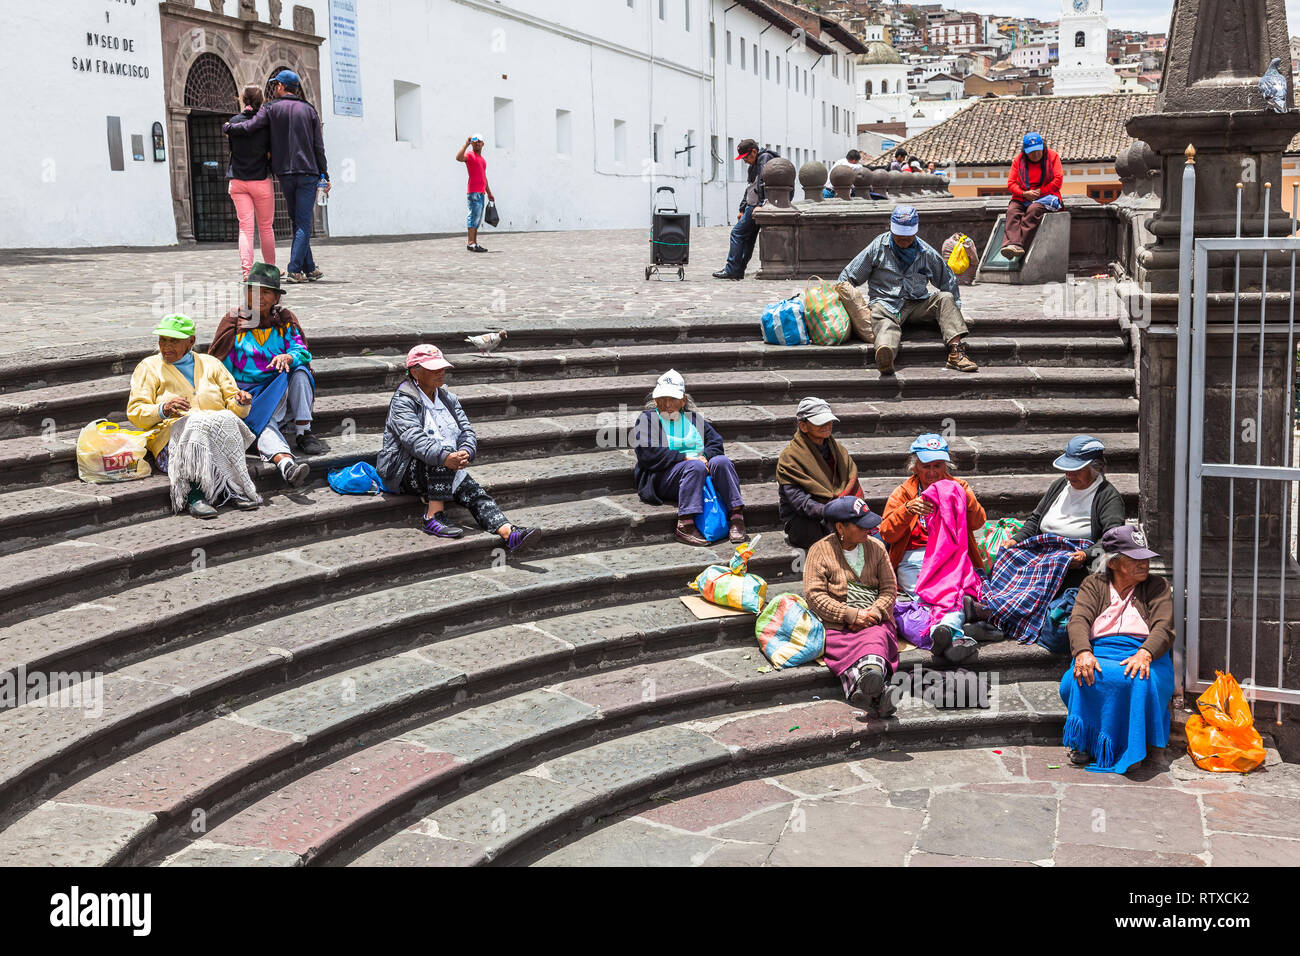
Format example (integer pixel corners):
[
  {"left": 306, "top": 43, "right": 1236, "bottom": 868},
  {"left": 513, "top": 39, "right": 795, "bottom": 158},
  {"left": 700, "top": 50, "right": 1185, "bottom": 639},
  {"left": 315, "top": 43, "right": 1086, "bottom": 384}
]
[{"left": 226, "top": 85, "right": 276, "bottom": 279}]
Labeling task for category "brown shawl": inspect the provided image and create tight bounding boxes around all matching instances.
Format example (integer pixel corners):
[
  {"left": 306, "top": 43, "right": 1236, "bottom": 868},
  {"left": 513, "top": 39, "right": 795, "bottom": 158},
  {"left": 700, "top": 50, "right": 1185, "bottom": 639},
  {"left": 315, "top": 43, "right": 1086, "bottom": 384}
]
[
  {"left": 207, "top": 304, "right": 311, "bottom": 367},
  {"left": 775, "top": 430, "right": 859, "bottom": 500}
]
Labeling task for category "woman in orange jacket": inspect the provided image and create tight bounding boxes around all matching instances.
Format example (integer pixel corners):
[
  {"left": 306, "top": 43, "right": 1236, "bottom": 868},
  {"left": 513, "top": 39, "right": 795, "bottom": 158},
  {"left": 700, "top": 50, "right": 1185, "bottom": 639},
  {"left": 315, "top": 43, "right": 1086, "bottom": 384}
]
[{"left": 879, "top": 433, "right": 987, "bottom": 661}]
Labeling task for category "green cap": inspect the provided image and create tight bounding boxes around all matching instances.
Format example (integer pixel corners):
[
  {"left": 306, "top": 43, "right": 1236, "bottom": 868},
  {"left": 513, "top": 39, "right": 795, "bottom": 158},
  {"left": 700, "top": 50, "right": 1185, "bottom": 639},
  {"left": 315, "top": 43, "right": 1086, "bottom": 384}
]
[{"left": 154, "top": 314, "right": 196, "bottom": 339}]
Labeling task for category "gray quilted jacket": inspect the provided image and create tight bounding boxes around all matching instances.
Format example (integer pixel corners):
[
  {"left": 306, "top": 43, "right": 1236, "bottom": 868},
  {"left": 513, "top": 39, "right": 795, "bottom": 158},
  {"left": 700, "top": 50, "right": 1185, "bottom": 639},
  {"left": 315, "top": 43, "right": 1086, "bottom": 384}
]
[{"left": 376, "top": 379, "right": 477, "bottom": 487}]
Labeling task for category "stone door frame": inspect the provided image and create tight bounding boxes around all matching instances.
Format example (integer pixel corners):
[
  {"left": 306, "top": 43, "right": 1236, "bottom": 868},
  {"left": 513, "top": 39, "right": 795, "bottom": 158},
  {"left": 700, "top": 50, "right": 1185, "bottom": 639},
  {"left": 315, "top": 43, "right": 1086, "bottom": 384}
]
[{"left": 158, "top": 1, "right": 323, "bottom": 244}]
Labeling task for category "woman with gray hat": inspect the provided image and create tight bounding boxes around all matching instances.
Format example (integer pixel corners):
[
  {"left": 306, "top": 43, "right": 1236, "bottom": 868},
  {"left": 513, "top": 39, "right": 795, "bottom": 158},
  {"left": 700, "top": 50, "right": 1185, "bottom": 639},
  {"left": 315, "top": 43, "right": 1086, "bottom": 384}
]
[
  {"left": 803, "top": 496, "right": 900, "bottom": 716},
  {"left": 631, "top": 369, "right": 747, "bottom": 546},
  {"left": 1059, "top": 525, "right": 1174, "bottom": 774},
  {"left": 776, "top": 397, "right": 863, "bottom": 552}
]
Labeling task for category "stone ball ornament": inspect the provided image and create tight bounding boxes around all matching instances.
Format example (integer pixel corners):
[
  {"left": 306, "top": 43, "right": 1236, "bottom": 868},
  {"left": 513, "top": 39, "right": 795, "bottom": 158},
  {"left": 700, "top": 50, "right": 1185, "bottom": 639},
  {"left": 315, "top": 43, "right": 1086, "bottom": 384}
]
[
  {"left": 798, "top": 161, "right": 828, "bottom": 201},
  {"left": 828, "top": 162, "right": 857, "bottom": 198},
  {"left": 760, "top": 156, "right": 797, "bottom": 208}
]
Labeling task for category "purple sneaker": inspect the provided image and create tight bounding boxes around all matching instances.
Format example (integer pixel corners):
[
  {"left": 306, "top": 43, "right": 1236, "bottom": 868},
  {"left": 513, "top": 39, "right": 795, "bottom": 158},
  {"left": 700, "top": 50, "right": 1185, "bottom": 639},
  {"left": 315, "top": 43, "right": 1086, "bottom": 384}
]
[
  {"left": 422, "top": 515, "right": 464, "bottom": 538},
  {"left": 505, "top": 526, "right": 541, "bottom": 553}
]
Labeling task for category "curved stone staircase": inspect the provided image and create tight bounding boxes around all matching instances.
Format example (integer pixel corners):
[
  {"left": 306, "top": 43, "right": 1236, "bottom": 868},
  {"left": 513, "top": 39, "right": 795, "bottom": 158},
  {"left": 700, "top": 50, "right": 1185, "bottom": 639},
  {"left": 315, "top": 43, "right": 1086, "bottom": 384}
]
[{"left": 0, "top": 312, "right": 1137, "bottom": 866}]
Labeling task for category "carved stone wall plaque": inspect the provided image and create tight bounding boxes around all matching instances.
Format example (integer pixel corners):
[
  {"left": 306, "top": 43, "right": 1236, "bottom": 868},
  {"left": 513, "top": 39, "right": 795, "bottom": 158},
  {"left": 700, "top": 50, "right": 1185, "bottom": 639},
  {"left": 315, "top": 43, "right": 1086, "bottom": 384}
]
[{"left": 292, "top": 4, "right": 315, "bottom": 34}]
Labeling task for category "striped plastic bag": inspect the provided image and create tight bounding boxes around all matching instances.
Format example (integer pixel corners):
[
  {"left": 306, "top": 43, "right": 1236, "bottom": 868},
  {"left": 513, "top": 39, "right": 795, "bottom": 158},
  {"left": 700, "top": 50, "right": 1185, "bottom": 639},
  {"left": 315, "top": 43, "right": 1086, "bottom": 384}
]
[
  {"left": 975, "top": 517, "right": 1023, "bottom": 573},
  {"left": 760, "top": 297, "right": 810, "bottom": 346},
  {"left": 802, "top": 276, "right": 851, "bottom": 345},
  {"left": 690, "top": 538, "right": 766, "bottom": 614},
  {"left": 755, "top": 593, "right": 825, "bottom": 668}
]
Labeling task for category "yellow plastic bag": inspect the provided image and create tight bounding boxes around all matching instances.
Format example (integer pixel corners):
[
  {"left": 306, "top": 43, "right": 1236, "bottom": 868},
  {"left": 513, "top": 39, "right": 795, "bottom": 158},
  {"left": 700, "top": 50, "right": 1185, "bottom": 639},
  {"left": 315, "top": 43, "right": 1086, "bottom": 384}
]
[
  {"left": 1185, "top": 671, "right": 1267, "bottom": 773},
  {"left": 946, "top": 233, "right": 973, "bottom": 274},
  {"left": 76, "top": 419, "right": 154, "bottom": 483}
]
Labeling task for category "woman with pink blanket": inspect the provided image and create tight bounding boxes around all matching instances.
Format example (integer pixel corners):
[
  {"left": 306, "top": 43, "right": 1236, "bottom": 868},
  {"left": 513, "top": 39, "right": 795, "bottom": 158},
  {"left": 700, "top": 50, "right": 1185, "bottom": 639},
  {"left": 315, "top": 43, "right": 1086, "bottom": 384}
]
[{"left": 880, "top": 433, "right": 988, "bottom": 663}]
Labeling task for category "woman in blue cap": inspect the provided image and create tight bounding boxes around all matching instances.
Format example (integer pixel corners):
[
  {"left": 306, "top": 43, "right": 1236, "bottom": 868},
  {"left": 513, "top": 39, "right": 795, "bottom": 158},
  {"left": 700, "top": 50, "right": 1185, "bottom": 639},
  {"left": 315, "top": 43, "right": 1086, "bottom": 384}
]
[
  {"left": 803, "top": 496, "right": 900, "bottom": 716},
  {"left": 1059, "top": 525, "right": 1174, "bottom": 774},
  {"left": 1001, "top": 132, "right": 1062, "bottom": 259}
]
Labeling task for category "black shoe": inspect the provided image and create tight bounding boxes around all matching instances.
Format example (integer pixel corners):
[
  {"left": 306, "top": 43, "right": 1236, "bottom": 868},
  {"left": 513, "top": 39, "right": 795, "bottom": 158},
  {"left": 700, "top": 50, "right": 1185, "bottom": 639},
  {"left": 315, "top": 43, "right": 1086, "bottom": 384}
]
[
  {"left": 929, "top": 624, "right": 954, "bottom": 660},
  {"left": 1068, "top": 748, "right": 1091, "bottom": 766},
  {"left": 187, "top": 498, "right": 218, "bottom": 519},
  {"left": 467, "top": 244, "right": 489, "bottom": 253},
  {"left": 849, "top": 665, "right": 885, "bottom": 709},
  {"left": 712, "top": 270, "right": 743, "bottom": 280},
  {"left": 230, "top": 496, "right": 260, "bottom": 511},
  {"left": 296, "top": 431, "right": 326, "bottom": 456},
  {"left": 963, "top": 594, "right": 989, "bottom": 623},
  {"left": 279, "top": 459, "right": 309, "bottom": 487}
]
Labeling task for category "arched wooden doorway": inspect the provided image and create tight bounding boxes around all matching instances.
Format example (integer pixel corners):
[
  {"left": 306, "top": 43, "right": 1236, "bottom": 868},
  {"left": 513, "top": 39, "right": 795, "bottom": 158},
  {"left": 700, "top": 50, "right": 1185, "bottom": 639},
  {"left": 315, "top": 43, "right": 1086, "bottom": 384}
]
[{"left": 185, "top": 53, "right": 239, "bottom": 242}]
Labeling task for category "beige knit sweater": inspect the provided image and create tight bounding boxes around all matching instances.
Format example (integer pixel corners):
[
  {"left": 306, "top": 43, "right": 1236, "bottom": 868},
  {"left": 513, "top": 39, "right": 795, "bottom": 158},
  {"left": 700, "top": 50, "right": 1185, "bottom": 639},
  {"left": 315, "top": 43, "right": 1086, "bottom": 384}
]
[{"left": 803, "top": 533, "right": 897, "bottom": 630}]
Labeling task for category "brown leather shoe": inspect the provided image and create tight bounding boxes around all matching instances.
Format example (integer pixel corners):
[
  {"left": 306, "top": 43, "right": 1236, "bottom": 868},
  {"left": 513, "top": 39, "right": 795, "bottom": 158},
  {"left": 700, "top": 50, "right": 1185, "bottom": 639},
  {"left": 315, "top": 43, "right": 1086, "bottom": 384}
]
[
  {"left": 1001, "top": 243, "right": 1025, "bottom": 259},
  {"left": 674, "top": 518, "right": 709, "bottom": 546},
  {"left": 728, "top": 511, "right": 749, "bottom": 543},
  {"left": 875, "top": 345, "right": 895, "bottom": 375},
  {"left": 945, "top": 341, "right": 978, "bottom": 373}
]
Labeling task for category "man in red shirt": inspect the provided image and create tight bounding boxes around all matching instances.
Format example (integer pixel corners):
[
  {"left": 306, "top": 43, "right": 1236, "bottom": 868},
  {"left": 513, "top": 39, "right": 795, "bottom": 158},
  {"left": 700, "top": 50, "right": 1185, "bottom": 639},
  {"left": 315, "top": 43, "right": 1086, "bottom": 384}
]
[
  {"left": 456, "top": 135, "right": 495, "bottom": 253},
  {"left": 1001, "top": 132, "right": 1063, "bottom": 259}
]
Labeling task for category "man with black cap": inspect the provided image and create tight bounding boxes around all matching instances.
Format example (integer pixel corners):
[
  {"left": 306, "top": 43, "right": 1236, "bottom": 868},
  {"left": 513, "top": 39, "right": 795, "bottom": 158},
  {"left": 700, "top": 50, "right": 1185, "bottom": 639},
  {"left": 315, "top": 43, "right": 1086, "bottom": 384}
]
[
  {"left": 226, "top": 70, "right": 330, "bottom": 284},
  {"left": 713, "top": 138, "right": 777, "bottom": 280},
  {"left": 838, "top": 204, "right": 977, "bottom": 374}
]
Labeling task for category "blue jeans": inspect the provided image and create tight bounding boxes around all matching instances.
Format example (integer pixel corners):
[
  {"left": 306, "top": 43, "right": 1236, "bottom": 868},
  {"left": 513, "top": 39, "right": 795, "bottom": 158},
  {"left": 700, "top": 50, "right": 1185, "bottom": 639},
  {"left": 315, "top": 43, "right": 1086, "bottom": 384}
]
[
  {"left": 896, "top": 548, "right": 966, "bottom": 637},
  {"left": 652, "top": 455, "right": 744, "bottom": 518},
  {"left": 279, "top": 173, "right": 318, "bottom": 275},
  {"left": 254, "top": 368, "right": 315, "bottom": 459},
  {"left": 722, "top": 204, "right": 759, "bottom": 277},
  {"left": 467, "top": 192, "right": 486, "bottom": 229}
]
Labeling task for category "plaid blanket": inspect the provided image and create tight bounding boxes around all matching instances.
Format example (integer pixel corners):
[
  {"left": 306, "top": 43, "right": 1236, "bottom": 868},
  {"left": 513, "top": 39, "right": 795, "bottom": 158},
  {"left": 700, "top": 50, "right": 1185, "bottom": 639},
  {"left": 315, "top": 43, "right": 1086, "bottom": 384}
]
[{"left": 983, "top": 533, "right": 1091, "bottom": 643}]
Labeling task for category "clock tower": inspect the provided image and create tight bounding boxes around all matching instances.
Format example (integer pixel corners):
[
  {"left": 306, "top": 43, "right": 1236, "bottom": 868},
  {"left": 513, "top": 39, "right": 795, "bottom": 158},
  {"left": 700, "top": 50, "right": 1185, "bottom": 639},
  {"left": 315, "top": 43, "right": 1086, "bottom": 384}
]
[{"left": 1052, "top": 0, "right": 1120, "bottom": 95}]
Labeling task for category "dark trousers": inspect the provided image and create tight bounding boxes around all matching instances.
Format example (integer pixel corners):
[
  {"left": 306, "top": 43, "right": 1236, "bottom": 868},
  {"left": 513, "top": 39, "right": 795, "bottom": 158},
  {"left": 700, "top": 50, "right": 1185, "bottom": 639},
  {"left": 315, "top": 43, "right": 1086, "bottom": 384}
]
[
  {"left": 399, "top": 460, "right": 508, "bottom": 533},
  {"left": 279, "top": 173, "right": 319, "bottom": 275},
  {"left": 722, "top": 204, "right": 759, "bottom": 276},
  {"left": 652, "top": 455, "right": 744, "bottom": 518},
  {"left": 1003, "top": 200, "right": 1047, "bottom": 250},
  {"left": 784, "top": 514, "right": 831, "bottom": 553}
]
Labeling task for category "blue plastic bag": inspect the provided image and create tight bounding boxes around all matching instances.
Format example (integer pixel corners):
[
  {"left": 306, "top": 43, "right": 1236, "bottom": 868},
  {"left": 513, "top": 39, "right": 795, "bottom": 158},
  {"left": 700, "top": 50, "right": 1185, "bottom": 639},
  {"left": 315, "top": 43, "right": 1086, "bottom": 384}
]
[
  {"left": 696, "top": 476, "right": 729, "bottom": 542},
  {"left": 1031, "top": 194, "right": 1062, "bottom": 211},
  {"left": 760, "top": 297, "right": 810, "bottom": 346},
  {"left": 1036, "top": 586, "right": 1077, "bottom": 653},
  {"left": 327, "top": 461, "right": 391, "bottom": 495}
]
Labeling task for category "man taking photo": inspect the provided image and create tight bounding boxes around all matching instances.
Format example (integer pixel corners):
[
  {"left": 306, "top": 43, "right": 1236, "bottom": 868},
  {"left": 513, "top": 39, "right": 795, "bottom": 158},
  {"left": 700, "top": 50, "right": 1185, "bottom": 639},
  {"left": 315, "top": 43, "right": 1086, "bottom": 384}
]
[{"left": 456, "top": 135, "right": 495, "bottom": 253}]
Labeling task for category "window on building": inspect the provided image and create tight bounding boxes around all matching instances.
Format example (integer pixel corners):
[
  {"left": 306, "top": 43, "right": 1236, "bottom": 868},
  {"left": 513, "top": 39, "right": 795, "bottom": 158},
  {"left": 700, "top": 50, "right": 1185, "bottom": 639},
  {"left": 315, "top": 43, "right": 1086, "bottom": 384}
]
[
  {"left": 709, "top": 20, "right": 714, "bottom": 55},
  {"left": 393, "top": 81, "right": 422, "bottom": 146},
  {"left": 822, "top": 101, "right": 826, "bottom": 126},
  {"left": 739, "top": 37, "right": 745, "bottom": 70},
  {"left": 727, "top": 136, "right": 735, "bottom": 180},
  {"left": 881, "top": 79, "right": 888, "bottom": 94},
  {"left": 685, "top": 129, "right": 694, "bottom": 166},
  {"left": 776, "top": 56, "right": 780, "bottom": 84},
  {"left": 765, "top": 50, "right": 770, "bottom": 79},
  {"left": 493, "top": 96, "right": 514, "bottom": 149},
  {"left": 711, "top": 134, "right": 719, "bottom": 179},
  {"left": 833, "top": 105, "right": 839, "bottom": 133},
  {"left": 627, "top": 0, "right": 634, "bottom": 7},
  {"left": 1088, "top": 184, "right": 1120, "bottom": 204},
  {"left": 794, "top": 69, "right": 799, "bottom": 92},
  {"left": 726, "top": 30, "right": 732, "bottom": 64},
  {"left": 614, "top": 119, "right": 628, "bottom": 163},
  {"left": 753, "top": 43, "right": 758, "bottom": 74},
  {"left": 1075, "top": 30, "right": 1085, "bottom": 47},
  {"left": 658, "top": 0, "right": 665, "bottom": 21},
  {"left": 653, "top": 124, "right": 663, "bottom": 163},
  {"left": 555, "top": 109, "right": 572, "bottom": 155},
  {"left": 684, "top": 0, "right": 690, "bottom": 31}
]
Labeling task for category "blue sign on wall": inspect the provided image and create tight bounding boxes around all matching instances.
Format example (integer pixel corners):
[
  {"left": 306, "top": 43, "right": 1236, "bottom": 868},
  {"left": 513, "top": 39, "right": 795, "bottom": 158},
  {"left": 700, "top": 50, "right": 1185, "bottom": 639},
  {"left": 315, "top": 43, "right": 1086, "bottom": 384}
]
[{"left": 329, "top": 0, "right": 363, "bottom": 117}]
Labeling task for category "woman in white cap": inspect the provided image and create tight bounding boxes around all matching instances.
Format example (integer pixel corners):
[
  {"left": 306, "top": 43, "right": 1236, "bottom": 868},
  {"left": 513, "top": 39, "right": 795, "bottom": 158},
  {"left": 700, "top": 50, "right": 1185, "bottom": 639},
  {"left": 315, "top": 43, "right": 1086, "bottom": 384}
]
[
  {"left": 631, "top": 369, "right": 747, "bottom": 546},
  {"left": 376, "top": 344, "right": 540, "bottom": 553},
  {"left": 1059, "top": 525, "right": 1174, "bottom": 774},
  {"left": 776, "top": 397, "right": 863, "bottom": 552}
]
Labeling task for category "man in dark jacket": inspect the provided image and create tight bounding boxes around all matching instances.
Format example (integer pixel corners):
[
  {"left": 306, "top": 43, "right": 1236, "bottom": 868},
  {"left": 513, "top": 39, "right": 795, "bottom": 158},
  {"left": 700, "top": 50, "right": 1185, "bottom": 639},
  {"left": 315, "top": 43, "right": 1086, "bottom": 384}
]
[
  {"left": 226, "top": 71, "right": 330, "bottom": 284},
  {"left": 713, "top": 139, "right": 776, "bottom": 280}
]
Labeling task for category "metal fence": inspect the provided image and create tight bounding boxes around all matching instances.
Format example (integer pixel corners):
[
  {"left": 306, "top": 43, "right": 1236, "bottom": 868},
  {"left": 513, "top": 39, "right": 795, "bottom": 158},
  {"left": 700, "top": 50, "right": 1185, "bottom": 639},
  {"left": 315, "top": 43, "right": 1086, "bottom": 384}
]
[{"left": 1173, "top": 155, "right": 1300, "bottom": 719}]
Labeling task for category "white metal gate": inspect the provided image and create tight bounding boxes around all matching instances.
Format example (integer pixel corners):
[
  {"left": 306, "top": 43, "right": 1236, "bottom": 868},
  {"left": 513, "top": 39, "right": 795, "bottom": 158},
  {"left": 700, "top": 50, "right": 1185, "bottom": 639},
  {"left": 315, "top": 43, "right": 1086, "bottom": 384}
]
[{"left": 1173, "top": 161, "right": 1300, "bottom": 714}]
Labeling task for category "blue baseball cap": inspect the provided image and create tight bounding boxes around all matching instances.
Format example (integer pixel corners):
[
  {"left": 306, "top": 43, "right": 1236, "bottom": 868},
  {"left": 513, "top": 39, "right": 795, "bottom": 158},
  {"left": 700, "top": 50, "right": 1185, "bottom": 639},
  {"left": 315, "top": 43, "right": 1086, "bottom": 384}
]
[
  {"left": 1023, "top": 132, "right": 1045, "bottom": 152},
  {"left": 1053, "top": 435, "right": 1106, "bottom": 471},
  {"left": 910, "top": 433, "right": 950, "bottom": 463},
  {"left": 890, "top": 204, "right": 919, "bottom": 237},
  {"left": 273, "top": 70, "right": 300, "bottom": 88},
  {"left": 823, "top": 495, "right": 882, "bottom": 530}
]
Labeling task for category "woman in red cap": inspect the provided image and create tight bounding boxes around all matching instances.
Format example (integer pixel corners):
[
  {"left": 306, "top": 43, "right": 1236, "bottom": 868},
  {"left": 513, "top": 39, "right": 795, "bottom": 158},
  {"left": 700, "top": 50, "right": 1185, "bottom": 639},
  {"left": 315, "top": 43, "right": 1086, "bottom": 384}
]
[{"left": 376, "top": 343, "right": 540, "bottom": 553}]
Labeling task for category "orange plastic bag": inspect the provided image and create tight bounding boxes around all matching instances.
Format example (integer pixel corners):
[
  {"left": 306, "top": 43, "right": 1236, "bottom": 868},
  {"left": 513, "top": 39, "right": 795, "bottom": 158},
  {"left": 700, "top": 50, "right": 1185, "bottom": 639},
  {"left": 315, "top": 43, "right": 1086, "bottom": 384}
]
[{"left": 1184, "top": 671, "right": 1266, "bottom": 773}]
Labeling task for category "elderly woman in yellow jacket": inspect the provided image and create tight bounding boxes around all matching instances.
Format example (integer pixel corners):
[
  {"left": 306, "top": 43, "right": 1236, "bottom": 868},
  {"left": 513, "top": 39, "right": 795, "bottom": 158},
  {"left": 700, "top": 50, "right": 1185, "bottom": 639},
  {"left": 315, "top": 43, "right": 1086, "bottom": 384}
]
[{"left": 126, "top": 314, "right": 261, "bottom": 518}]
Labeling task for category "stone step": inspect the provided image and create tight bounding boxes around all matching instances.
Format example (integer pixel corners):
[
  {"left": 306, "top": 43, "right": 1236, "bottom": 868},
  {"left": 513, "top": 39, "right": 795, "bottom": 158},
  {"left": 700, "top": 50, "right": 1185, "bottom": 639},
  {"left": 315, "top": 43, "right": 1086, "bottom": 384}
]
[
  {"left": 0, "top": 467, "right": 1137, "bottom": 629},
  {"left": 0, "top": 427, "right": 1139, "bottom": 553},
  {"left": 0, "top": 604, "right": 1062, "bottom": 866},
  {"left": 334, "top": 678, "right": 1067, "bottom": 868},
  {"left": 0, "top": 391, "right": 1139, "bottom": 491},
  {"left": 0, "top": 336, "right": 1131, "bottom": 437},
  {"left": 0, "top": 315, "right": 1130, "bottom": 395}
]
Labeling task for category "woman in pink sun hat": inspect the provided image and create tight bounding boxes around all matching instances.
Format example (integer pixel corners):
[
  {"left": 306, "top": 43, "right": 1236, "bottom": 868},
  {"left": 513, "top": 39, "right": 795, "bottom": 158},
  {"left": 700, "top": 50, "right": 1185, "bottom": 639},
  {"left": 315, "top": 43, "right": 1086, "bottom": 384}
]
[{"left": 376, "top": 343, "right": 541, "bottom": 553}]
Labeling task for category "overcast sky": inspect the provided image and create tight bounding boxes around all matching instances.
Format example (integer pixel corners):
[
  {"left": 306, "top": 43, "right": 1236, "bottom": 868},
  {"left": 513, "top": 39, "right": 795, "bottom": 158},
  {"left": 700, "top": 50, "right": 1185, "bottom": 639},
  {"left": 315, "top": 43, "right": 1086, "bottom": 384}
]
[{"left": 948, "top": 1, "right": 1300, "bottom": 37}]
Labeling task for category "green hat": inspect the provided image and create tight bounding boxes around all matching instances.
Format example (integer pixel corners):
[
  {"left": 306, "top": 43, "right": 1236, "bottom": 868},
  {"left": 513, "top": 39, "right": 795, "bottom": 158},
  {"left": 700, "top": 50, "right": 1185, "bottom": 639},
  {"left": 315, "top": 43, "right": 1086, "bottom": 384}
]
[
  {"left": 154, "top": 314, "right": 196, "bottom": 339},
  {"left": 245, "top": 262, "right": 284, "bottom": 293}
]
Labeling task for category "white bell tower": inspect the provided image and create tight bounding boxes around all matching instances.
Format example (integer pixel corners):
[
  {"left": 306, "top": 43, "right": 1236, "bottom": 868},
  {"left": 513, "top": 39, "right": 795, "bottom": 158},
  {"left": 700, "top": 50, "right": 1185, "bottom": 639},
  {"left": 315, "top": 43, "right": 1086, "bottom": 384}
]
[{"left": 1052, "top": 0, "right": 1119, "bottom": 96}]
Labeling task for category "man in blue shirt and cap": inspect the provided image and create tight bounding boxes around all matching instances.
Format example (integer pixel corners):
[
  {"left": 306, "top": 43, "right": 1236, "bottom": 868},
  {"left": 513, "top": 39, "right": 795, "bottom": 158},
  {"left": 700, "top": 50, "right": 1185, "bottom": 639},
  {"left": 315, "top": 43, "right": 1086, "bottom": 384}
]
[{"left": 838, "top": 205, "right": 978, "bottom": 375}]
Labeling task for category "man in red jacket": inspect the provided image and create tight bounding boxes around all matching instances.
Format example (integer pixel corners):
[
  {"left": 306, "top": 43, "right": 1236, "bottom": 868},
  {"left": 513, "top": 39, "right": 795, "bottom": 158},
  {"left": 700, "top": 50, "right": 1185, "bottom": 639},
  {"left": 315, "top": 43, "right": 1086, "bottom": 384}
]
[{"left": 1001, "top": 132, "right": 1063, "bottom": 259}]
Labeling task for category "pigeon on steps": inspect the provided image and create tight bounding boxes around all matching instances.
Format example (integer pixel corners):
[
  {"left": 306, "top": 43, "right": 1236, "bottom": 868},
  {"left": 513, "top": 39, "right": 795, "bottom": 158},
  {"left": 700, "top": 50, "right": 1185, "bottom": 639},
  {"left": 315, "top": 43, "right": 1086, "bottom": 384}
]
[
  {"left": 465, "top": 329, "right": 508, "bottom": 355},
  {"left": 1259, "top": 58, "right": 1288, "bottom": 114}
]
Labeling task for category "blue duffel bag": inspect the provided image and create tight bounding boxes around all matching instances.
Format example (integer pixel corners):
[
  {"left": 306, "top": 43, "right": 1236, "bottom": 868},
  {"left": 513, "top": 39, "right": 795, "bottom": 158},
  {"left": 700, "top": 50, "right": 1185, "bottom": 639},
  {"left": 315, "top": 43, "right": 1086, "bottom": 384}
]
[{"left": 760, "top": 296, "right": 811, "bottom": 346}]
